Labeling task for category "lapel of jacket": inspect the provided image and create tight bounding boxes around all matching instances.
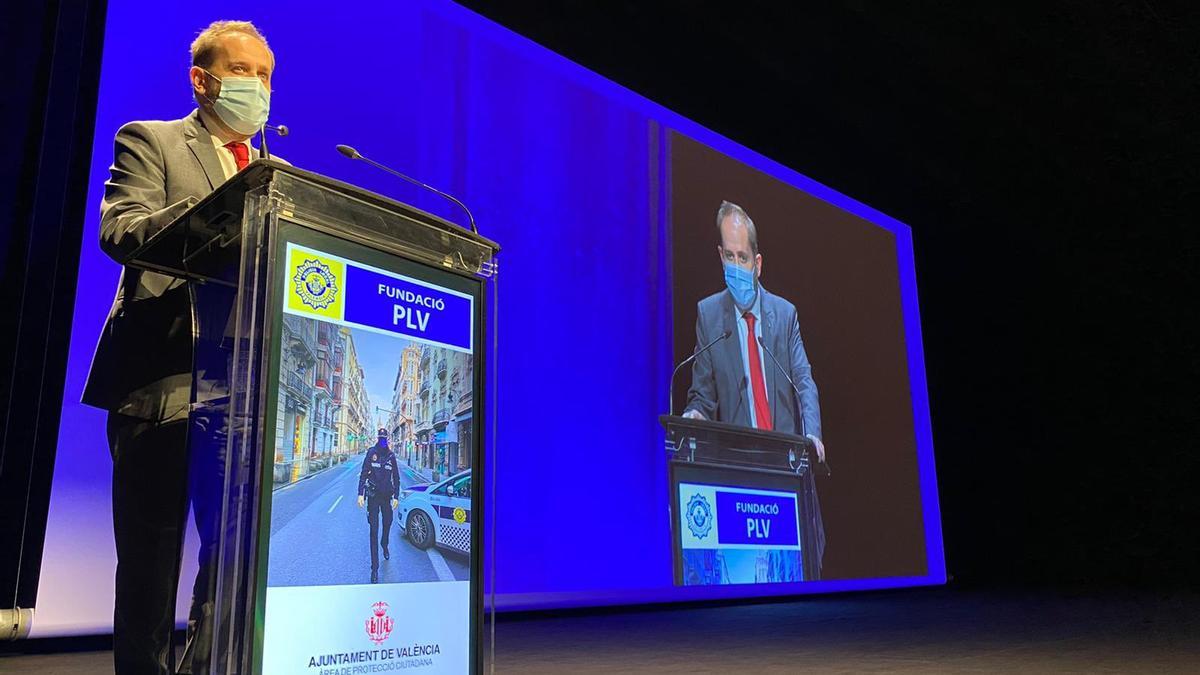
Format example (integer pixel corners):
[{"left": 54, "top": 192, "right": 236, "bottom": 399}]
[
  {"left": 183, "top": 109, "right": 225, "bottom": 190},
  {"left": 719, "top": 290, "right": 748, "bottom": 425},
  {"left": 760, "top": 286, "right": 779, "bottom": 430}
]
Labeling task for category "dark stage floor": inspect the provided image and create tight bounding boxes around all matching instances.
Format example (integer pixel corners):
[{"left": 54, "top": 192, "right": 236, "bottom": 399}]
[{"left": 3, "top": 587, "right": 1198, "bottom": 673}]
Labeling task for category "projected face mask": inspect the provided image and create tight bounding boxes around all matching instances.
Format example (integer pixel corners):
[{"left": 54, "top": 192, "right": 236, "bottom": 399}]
[
  {"left": 723, "top": 261, "right": 757, "bottom": 309},
  {"left": 377, "top": 433, "right": 389, "bottom": 448},
  {"left": 202, "top": 70, "right": 270, "bottom": 136}
]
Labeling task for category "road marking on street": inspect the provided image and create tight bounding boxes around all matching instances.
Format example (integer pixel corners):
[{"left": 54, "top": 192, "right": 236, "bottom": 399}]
[
  {"left": 427, "top": 548, "right": 455, "bottom": 582},
  {"left": 327, "top": 495, "right": 343, "bottom": 514}
]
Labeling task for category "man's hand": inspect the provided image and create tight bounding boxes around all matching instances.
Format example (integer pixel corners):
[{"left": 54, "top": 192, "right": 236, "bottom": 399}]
[
  {"left": 391, "top": 498, "right": 399, "bottom": 510},
  {"left": 357, "top": 495, "right": 365, "bottom": 509},
  {"left": 807, "top": 434, "right": 826, "bottom": 463},
  {"left": 682, "top": 408, "right": 707, "bottom": 421}
]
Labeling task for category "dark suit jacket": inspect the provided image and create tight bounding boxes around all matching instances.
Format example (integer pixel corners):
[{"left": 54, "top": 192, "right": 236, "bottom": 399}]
[
  {"left": 82, "top": 109, "right": 248, "bottom": 416},
  {"left": 684, "top": 286, "right": 823, "bottom": 439}
]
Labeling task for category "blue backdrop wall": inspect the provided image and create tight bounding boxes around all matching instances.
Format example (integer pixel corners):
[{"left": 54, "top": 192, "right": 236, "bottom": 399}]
[{"left": 36, "top": 0, "right": 940, "bottom": 636}]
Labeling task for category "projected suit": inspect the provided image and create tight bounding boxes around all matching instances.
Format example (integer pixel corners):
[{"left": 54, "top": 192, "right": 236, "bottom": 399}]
[{"left": 683, "top": 285, "right": 822, "bottom": 438}]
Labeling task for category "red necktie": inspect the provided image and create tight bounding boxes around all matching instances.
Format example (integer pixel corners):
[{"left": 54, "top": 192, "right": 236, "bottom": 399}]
[
  {"left": 743, "top": 312, "right": 772, "bottom": 430},
  {"left": 224, "top": 141, "right": 249, "bottom": 171}
]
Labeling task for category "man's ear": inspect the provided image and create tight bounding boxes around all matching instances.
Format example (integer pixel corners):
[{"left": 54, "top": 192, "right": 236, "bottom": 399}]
[
  {"left": 189, "top": 66, "right": 205, "bottom": 95},
  {"left": 190, "top": 66, "right": 216, "bottom": 101},
  {"left": 755, "top": 253, "right": 763, "bottom": 278}
]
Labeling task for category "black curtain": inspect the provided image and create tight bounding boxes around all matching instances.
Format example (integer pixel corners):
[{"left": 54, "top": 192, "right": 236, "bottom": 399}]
[{"left": 0, "top": 0, "right": 108, "bottom": 611}]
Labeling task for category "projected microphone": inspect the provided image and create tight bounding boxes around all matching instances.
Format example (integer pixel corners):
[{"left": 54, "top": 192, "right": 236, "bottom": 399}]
[
  {"left": 336, "top": 144, "right": 478, "bottom": 235},
  {"left": 668, "top": 330, "right": 732, "bottom": 417},
  {"left": 757, "top": 335, "right": 829, "bottom": 475},
  {"left": 258, "top": 122, "right": 289, "bottom": 160}
]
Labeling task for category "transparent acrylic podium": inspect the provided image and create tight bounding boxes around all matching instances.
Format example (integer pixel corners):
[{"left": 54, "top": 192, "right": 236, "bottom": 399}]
[{"left": 126, "top": 160, "right": 499, "bottom": 674}]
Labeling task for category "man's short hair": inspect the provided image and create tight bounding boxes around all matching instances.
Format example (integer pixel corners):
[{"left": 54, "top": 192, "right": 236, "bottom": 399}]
[
  {"left": 716, "top": 200, "right": 759, "bottom": 255},
  {"left": 190, "top": 20, "right": 272, "bottom": 68}
]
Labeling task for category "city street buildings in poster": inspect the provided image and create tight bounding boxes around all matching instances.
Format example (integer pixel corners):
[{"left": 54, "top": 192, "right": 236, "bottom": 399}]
[{"left": 267, "top": 314, "right": 473, "bottom": 587}]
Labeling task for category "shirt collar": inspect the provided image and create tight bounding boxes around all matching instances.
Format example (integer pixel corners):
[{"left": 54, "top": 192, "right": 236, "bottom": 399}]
[{"left": 213, "top": 134, "right": 248, "bottom": 151}]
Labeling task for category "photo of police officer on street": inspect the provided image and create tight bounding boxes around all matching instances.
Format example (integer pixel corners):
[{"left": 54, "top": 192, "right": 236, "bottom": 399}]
[
  {"left": 266, "top": 316, "right": 473, "bottom": 588},
  {"left": 360, "top": 427, "right": 401, "bottom": 584}
]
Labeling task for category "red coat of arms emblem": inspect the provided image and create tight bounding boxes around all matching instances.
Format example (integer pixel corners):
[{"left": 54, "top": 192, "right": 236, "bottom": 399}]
[{"left": 365, "top": 601, "right": 394, "bottom": 645}]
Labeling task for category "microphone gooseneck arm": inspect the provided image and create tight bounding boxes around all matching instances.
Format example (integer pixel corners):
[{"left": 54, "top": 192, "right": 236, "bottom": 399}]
[
  {"left": 259, "top": 126, "right": 270, "bottom": 160},
  {"left": 336, "top": 144, "right": 478, "bottom": 235},
  {"left": 669, "top": 329, "right": 732, "bottom": 417},
  {"left": 258, "top": 123, "right": 289, "bottom": 161},
  {"left": 756, "top": 335, "right": 803, "bottom": 435},
  {"left": 757, "top": 335, "right": 829, "bottom": 474}
]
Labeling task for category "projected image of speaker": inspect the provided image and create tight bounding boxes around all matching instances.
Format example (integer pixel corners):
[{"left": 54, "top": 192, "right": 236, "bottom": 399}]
[{"left": 667, "top": 131, "right": 929, "bottom": 586}]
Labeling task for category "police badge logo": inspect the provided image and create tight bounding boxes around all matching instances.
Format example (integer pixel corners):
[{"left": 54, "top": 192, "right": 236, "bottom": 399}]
[
  {"left": 452, "top": 507, "right": 467, "bottom": 524},
  {"left": 292, "top": 258, "right": 338, "bottom": 310},
  {"left": 685, "top": 493, "right": 713, "bottom": 539},
  {"left": 365, "top": 601, "right": 394, "bottom": 645}
]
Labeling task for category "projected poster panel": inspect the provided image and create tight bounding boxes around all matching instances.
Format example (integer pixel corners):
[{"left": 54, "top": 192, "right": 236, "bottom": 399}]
[
  {"left": 668, "top": 131, "right": 930, "bottom": 587},
  {"left": 677, "top": 483, "right": 803, "bottom": 585},
  {"left": 258, "top": 228, "right": 480, "bottom": 674}
]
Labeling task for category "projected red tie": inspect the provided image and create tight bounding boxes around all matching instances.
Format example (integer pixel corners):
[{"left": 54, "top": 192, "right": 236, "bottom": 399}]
[
  {"left": 225, "top": 141, "right": 249, "bottom": 171},
  {"left": 743, "top": 312, "right": 772, "bottom": 430}
]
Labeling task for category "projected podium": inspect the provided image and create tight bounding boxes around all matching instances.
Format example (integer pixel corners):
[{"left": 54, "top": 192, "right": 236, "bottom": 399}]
[
  {"left": 660, "top": 415, "right": 823, "bottom": 585},
  {"left": 125, "top": 160, "right": 497, "bottom": 674}
]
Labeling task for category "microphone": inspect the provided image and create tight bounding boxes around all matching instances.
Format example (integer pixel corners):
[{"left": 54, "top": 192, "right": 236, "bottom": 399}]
[
  {"left": 336, "top": 144, "right": 478, "bottom": 235},
  {"left": 669, "top": 330, "right": 732, "bottom": 417},
  {"left": 258, "top": 122, "right": 289, "bottom": 161},
  {"left": 757, "top": 335, "right": 829, "bottom": 474}
]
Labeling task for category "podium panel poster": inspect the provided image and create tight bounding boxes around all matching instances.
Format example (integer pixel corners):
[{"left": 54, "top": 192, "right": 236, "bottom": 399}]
[
  {"left": 676, "top": 482, "right": 803, "bottom": 585},
  {"left": 257, "top": 222, "right": 482, "bottom": 674}
]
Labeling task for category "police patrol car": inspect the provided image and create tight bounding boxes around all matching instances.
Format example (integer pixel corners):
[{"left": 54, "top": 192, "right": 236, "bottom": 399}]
[{"left": 398, "top": 469, "right": 471, "bottom": 556}]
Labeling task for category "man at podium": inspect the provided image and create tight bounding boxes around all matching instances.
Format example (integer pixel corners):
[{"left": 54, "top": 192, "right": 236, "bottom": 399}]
[
  {"left": 682, "top": 201, "right": 826, "bottom": 463},
  {"left": 79, "top": 20, "right": 276, "bottom": 675}
]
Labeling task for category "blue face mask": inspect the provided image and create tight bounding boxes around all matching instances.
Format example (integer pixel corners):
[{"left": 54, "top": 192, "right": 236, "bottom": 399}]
[
  {"left": 723, "top": 262, "right": 757, "bottom": 308},
  {"left": 377, "top": 435, "right": 389, "bottom": 449},
  {"left": 203, "top": 70, "right": 270, "bottom": 135}
]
